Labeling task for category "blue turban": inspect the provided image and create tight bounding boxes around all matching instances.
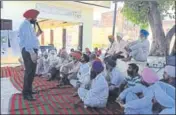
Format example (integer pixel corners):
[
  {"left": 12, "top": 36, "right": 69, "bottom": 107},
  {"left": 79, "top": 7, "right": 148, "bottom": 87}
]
[
  {"left": 92, "top": 60, "right": 104, "bottom": 73},
  {"left": 140, "top": 29, "right": 149, "bottom": 37}
]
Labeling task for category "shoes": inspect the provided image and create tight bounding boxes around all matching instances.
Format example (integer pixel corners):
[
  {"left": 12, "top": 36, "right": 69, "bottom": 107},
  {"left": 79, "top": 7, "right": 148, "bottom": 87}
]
[
  {"left": 23, "top": 94, "right": 36, "bottom": 101},
  {"left": 31, "top": 91, "right": 38, "bottom": 94}
]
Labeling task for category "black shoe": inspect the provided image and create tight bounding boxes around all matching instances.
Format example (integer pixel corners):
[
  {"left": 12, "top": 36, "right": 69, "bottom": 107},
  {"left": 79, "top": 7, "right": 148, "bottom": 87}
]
[
  {"left": 23, "top": 95, "right": 36, "bottom": 101},
  {"left": 31, "top": 91, "right": 38, "bottom": 94}
]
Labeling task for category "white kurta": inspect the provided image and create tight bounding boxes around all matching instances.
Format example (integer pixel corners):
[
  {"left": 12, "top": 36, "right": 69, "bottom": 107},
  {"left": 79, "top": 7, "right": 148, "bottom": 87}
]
[
  {"left": 109, "top": 68, "right": 125, "bottom": 90},
  {"left": 106, "top": 41, "right": 118, "bottom": 56},
  {"left": 78, "top": 72, "right": 109, "bottom": 108},
  {"left": 70, "top": 63, "right": 90, "bottom": 88},
  {"left": 119, "top": 81, "right": 175, "bottom": 114},
  {"left": 36, "top": 57, "right": 50, "bottom": 75},
  {"left": 129, "top": 39, "right": 150, "bottom": 62},
  {"left": 115, "top": 40, "right": 128, "bottom": 56}
]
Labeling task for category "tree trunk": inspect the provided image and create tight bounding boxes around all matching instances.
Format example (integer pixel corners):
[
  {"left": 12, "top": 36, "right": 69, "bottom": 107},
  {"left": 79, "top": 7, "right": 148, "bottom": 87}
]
[
  {"left": 165, "top": 25, "right": 176, "bottom": 55},
  {"left": 148, "top": 1, "right": 167, "bottom": 56}
]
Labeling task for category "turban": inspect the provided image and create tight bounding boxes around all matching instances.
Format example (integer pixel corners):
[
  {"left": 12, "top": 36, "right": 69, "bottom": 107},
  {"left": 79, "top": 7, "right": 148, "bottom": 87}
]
[
  {"left": 106, "top": 58, "right": 116, "bottom": 68},
  {"left": 82, "top": 54, "right": 90, "bottom": 62},
  {"left": 140, "top": 29, "right": 149, "bottom": 37},
  {"left": 141, "top": 67, "right": 159, "bottom": 84},
  {"left": 116, "top": 33, "right": 123, "bottom": 38},
  {"left": 92, "top": 60, "right": 104, "bottom": 73},
  {"left": 108, "top": 35, "right": 114, "bottom": 40},
  {"left": 164, "top": 65, "right": 175, "bottom": 78},
  {"left": 23, "top": 9, "right": 39, "bottom": 19},
  {"left": 70, "top": 51, "right": 82, "bottom": 60}
]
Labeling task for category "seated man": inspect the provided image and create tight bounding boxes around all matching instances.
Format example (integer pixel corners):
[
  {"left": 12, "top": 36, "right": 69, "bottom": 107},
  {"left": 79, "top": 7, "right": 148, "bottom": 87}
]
[
  {"left": 105, "top": 35, "right": 118, "bottom": 58},
  {"left": 161, "top": 65, "right": 175, "bottom": 87},
  {"left": 58, "top": 51, "right": 82, "bottom": 85},
  {"left": 36, "top": 51, "right": 50, "bottom": 77},
  {"left": 76, "top": 60, "right": 109, "bottom": 108},
  {"left": 47, "top": 50, "right": 69, "bottom": 81},
  {"left": 123, "top": 29, "right": 150, "bottom": 62},
  {"left": 116, "top": 68, "right": 160, "bottom": 114},
  {"left": 85, "top": 48, "right": 91, "bottom": 56},
  {"left": 124, "top": 63, "right": 141, "bottom": 88},
  {"left": 47, "top": 50, "right": 60, "bottom": 72},
  {"left": 113, "top": 33, "right": 128, "bottom": 60},
  {"left": 70, "top": 54, "right": 90, "bottom": 88},
  {"left": 105, "top": 59, "right": 125, "bottom": 101}
]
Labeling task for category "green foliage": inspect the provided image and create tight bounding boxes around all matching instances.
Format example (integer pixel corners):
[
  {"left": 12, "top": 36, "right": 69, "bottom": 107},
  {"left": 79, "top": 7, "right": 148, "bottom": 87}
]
[{"left": 122, "top": 0, "right": 175, "bottom": 28}]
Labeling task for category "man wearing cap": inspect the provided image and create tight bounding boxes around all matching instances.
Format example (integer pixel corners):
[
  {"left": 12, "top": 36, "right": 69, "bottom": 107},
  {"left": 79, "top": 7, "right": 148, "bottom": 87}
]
[
  {"left": 161, "top": 65, "right": 175, "bottom": 87},
  {"left": 77, "top": 60, "right": 109, "bottom": 108},
  {"left": 123, "top": 29, "right": 150, "bottom": 62},
  {"left": 105, "top": 35, "right": 118, "bottom": 57},
  {"left": 19, "top": 9, "right": 42, "bottom": 101}
]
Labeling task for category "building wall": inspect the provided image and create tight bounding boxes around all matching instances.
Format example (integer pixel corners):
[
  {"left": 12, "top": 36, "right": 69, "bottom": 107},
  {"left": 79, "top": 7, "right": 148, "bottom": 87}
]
[
  {"left": 1, "top": 1, "right": 93, "bottom": 50},
  {"left": 1, "top": 1, "right": 93, "bottom": 64}
]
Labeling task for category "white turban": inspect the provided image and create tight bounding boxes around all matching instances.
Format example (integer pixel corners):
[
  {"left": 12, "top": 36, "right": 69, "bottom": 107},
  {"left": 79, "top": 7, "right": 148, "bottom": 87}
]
[
  {"left": 116, "top": 33, "right": 123, "bottom": 38},
  {"left": 164, "top": 65, "right": 175, "bottom": 78}
]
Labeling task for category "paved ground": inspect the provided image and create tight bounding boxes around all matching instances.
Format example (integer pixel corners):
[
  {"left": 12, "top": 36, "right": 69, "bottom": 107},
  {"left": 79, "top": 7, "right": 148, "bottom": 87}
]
[{"left": 1, "top": 78, "right": 20, "bottom": 114}]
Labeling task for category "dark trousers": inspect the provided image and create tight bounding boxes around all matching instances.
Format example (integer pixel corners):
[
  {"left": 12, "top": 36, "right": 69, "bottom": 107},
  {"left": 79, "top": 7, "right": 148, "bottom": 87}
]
[
  {"left": 49, "top": 67, "right": 60, "bottom": 80},
  {"left": 22, "top": 48, "right": 38, "bottom": 96}
]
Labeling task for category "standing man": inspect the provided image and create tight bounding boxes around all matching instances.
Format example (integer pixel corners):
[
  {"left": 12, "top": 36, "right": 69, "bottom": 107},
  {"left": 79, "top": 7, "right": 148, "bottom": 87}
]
[{"left": 19, "top": 9, "right": 42, "bottom": 101}]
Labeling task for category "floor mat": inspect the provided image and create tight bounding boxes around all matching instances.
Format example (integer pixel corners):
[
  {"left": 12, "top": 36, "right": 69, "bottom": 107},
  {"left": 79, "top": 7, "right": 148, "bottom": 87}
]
[
  {"left": 8, "top": 67, "right": 123, "bottom": 114},
  {"left": 1, "top": 66, "right": 23, "bottom": 78},
  {"left": 9, "top": 88, "right": 123, "bottom": 114},
  {"left": 10, "top": 70, "right": 58, "bottom": 92}
]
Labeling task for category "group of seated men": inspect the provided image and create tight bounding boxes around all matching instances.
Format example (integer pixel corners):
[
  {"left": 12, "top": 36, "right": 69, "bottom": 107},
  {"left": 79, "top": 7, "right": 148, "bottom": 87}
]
[
  {"left": 32, "top": 44, "right": 175, "bottom": 114},
  {"left": 18, "top": 28, "right": 175, "bottom": 114}
]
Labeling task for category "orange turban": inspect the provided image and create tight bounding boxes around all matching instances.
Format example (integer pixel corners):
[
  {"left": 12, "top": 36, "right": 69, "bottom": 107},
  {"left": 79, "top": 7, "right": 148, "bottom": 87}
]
[
  {"left": 70, "top": 51, "right": 82, "bottom": 60},
  {"left": 23, "top": 9, "right": 40, "bottom": 19},
  {"left": 108, "top": 35, "right": 114, "bottom": 40}
]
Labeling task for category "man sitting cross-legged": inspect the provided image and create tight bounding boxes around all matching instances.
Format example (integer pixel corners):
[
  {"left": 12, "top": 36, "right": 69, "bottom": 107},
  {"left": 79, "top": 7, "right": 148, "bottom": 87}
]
[
  {"left": 74, "top": 60, "right": 109, "bottom": 108},
  {"left": 36, "top": 51, "right": 50, "bottom": 77},
  {"left": 123, "top": 29, "right": 150, "bottom": 62},
  {"left": 105, "top": 58, "right": 125, "bottom": 102},
  {"left": 46, "top": 50, "right": 69, "bottom": 81},
  {"left": 70, "top": 54, "right": 91, "bottom": 96},
  {"left": 58, "top": 51, "right": 82, "bottom": 86}
]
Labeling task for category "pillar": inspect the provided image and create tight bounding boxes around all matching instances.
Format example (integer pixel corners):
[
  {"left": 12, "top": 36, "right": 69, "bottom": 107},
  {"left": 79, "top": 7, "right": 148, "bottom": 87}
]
[
  {"left": 50, "top": 29, "right": 54, "bottom": 45},
  {"left": 62, "top": 28, "right": 66, "bottom": 48},
  {"left": 41, "top": 32, "right": 44, "bottom": 45},
  {"left": 78, "top": 25, "right": 83, "bottom": 51}
]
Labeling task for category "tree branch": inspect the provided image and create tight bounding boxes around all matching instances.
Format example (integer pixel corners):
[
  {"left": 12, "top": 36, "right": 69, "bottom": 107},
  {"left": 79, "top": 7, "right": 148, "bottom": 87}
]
[{"left": 165, "top": 24, "right": 176, "bottom": 41}]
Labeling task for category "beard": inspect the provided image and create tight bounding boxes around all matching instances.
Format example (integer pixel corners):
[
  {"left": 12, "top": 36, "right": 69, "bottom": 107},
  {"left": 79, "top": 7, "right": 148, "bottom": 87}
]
[
  {"left": 127, "top": 70, "right": 134, "bottom": 76},
  {"left": 30, "top": 19, "right": 36, "bottom": 24}
]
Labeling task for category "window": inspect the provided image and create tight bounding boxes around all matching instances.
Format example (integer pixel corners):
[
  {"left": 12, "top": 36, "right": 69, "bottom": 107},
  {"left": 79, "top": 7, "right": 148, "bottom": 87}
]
[{"left": 1, "top": 19, "right": 12, "bottom": 30}]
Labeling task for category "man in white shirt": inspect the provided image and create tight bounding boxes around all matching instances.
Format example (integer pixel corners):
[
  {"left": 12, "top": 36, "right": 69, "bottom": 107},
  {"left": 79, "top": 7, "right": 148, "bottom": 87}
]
[
  {"left": 70, "top": 54, "right": 90, "bottom": 88},
  {"left": 105, "top": 58, "right": 125, "bottom": 101},
  {"left": 58, "top": 51, "right": 82, "bottom": 85},
  {"left": 105, "top": 35, "right": 118, "bottom": 58},
  {"left": 123, "top": 29, "right": 150, "bottom": 62},
  {"left": 76, "top": 60, "right": 109, "bottom": 108}
]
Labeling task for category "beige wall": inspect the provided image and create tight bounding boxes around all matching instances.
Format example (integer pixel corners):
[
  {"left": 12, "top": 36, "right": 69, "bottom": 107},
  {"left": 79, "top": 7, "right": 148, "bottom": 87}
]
[{"left": 1, "top": 1, "right": 93, "bottom": 63}]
